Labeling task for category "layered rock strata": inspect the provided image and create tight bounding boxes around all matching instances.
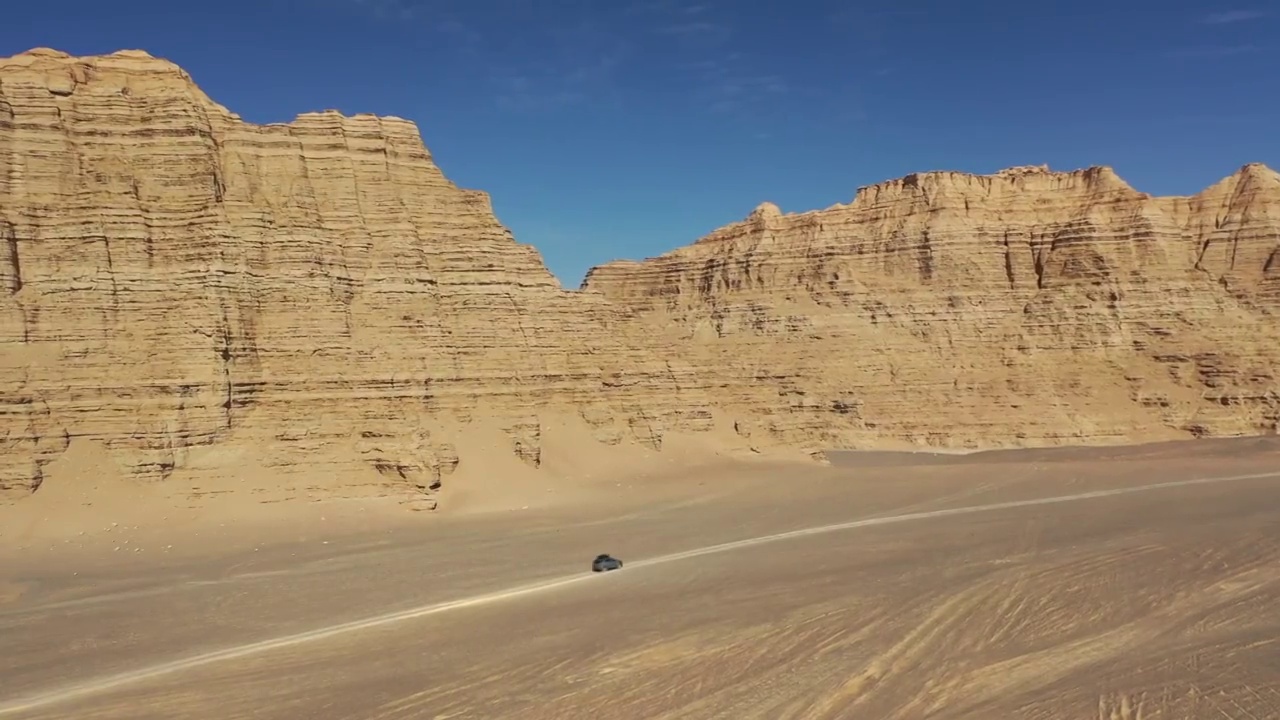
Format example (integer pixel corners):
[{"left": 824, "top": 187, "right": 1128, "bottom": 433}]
[
  {"left": 584, "top": 165, "right": 1280, "bottom": 452},
  {"left": 0, "top": 48, "right": 718, "bottom": 503},
  {"left": 3, "top": 48, "right": 1278, "bottom": 505}
]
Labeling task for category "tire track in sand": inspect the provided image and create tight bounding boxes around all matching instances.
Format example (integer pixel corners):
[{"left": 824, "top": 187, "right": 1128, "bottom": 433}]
[{"left": 0, "top": 469, "right": 1276, "bottom": 717}]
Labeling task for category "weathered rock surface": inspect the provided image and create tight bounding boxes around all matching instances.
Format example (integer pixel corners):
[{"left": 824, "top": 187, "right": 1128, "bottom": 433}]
[
  {"left": 0, "top": 48, "right": 720, "bottom": 503},
  {"left": 2, "top": 48, "right": 1278, "bottom": 506},
  {"left": 584, "top": 165, "right": 1280, "bottom": 452}
]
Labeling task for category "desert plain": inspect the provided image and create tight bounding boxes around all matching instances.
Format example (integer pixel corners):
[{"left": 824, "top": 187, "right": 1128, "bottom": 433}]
[
  {"left": 4, "top": 437, "right": 1280, "bottom": 719},
  {"left": 2, "top": 47, "right": 1280, "bottom": 720}
]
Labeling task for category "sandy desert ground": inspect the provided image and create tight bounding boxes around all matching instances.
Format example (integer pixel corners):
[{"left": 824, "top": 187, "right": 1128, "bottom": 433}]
[{"left": 2, "top": 437, "right": 1279, "bottom": 719}]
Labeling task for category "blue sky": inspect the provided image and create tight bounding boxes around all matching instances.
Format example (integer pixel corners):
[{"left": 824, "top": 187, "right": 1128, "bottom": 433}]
[{"left": 3, "top": 0, "right": 1276, "bottom": 286}]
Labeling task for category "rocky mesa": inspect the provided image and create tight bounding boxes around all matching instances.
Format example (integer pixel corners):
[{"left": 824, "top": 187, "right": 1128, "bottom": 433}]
[
  {"left": 2, "top": 48, "right": 1278, "bottom": 508},
  {"left": 0, "top": 48, "right": 727, "bottom": 506},
  {"left": 584, "top": 164, "right": 1280, "bottom": 451}
]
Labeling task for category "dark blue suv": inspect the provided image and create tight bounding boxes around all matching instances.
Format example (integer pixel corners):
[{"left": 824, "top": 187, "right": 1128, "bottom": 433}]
[{"left": 591, "top": 553, "right": 623, "bottom": 572}]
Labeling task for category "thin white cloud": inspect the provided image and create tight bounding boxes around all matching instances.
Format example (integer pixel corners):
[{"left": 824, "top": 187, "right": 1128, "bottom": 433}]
[
  {"left": 348, "top": 0, "right": 419, "bottom": 20},
  {"left": 335, "top": 0, "right": 815, "bottom": 122},
  {"left": 625, "top": 0, "right": 702, "bottom": 16},
  {"left": 1201, "top": 9, "right": 1268, "bottom": 24},
  {"left": 659, "top": 21, "right": 723, "bottom": 35},
  {"left": 1165, "top": 44, "right": 1260, "bottom": 57},
  {"left": 333, "top": 1, "right": 631, "bottom": 114},
  {"left": 658, "top": 20, "right": 733, "bottom": 50},
  {"left": 489, "top": 22, "right": 632, "bottom": 113},
  {"left": 678, "top": 54, "right": 791, "bottom": 118}
]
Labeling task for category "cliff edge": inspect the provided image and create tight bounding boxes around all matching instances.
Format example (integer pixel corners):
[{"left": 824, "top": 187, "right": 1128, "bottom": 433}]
[
  {"left": 583, "top": 162, "right": 1280, "bottom": 452},
  {"left": 0, "top": 48, "right": 724, "bottom": 506},
  {"left": 3, "top": 48, "right": 1278, "bottom": 508}
]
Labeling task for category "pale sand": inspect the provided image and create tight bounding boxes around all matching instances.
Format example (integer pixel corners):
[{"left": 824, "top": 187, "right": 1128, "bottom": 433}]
[
  {"left": 0, "top": 413, "right": 793, "bottom": 578},
  {"left": 1, "top": 437, "right": 1279, "bottom": 718}
]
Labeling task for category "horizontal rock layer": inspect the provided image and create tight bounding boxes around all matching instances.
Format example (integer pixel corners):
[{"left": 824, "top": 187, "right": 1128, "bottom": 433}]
[
  {"left": 583, "top": 164, "right": 1280, "bottom": 452},
  {"left": 0, "top": 48, "right": 718, "bottom": 503},
  {"left": 3, "top": 48, "right": 1278, "bottom": 504}
]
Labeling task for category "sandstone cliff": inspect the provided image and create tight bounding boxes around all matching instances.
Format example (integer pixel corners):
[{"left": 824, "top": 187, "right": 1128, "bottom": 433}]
[
  {"left": 584, "top": 164, "right": 1280, "bottom": 452},
  {"left": 3, "top": 48, "right": 1278, "bottom": 508},
  {"left": 0, "top": 48, "right": 723, "bottom": 504}
]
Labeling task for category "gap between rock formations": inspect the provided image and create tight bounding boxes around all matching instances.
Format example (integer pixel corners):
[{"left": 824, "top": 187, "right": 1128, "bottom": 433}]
[{"left": 1, "top": 48, "right": 1279, "bottom": 510}]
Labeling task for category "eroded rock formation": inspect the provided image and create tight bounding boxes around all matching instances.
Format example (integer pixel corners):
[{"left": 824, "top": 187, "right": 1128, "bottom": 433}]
[
  {"left": 584, "top": 165, "right": 1280, "bottom": 451},
  {"left": 2, "top": 48, "right": 1277, "bottom": 505},
  {"left": 0, "top": 48, "right": 719, "bottom": 503}
]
